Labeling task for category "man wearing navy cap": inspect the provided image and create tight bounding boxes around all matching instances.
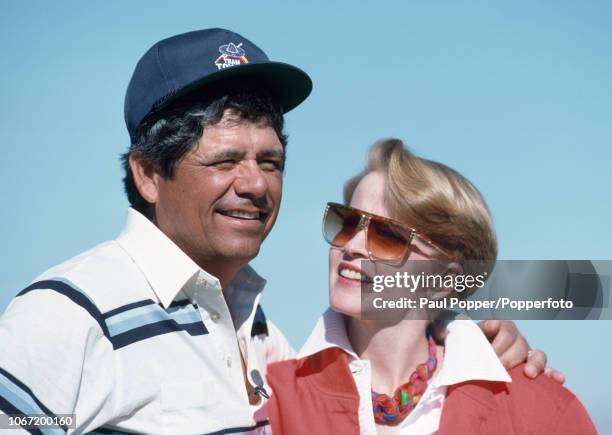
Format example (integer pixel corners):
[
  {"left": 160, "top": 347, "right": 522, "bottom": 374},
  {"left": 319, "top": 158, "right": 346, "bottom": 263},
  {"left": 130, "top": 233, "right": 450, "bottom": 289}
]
[{"left": 0, "top": 28, "right": 550, "bottom": 434}]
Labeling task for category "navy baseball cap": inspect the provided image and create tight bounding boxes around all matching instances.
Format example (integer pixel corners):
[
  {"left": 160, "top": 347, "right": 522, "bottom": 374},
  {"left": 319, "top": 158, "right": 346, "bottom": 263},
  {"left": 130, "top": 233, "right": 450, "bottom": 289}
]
[{"left": 124, "top": 28, "right": 312, "bottom": 139}]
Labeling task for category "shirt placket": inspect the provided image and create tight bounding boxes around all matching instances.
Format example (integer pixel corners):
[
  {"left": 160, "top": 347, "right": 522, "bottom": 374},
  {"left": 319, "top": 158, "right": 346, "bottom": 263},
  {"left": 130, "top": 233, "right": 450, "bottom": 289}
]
[
  {"left": 236, "top": 302, "right": 268, "bottom": 406},
  {"left": 398, "top": 374, "right": 446, "bottom": 434},
  {"left": 192, "top": 272, "right": 253, "bottom": 419},
  {"left": 350, "top": 359, "right": 378, "bottom": 435},
  {"left": 193, "top": 273, "right": 268, "bottom": 419}
]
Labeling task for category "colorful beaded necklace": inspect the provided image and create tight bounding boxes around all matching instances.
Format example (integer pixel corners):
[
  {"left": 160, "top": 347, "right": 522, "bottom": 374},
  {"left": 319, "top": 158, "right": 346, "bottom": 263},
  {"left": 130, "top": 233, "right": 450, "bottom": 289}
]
[{"left": 371, "top": 334, "right": 438, "bottom": 425}]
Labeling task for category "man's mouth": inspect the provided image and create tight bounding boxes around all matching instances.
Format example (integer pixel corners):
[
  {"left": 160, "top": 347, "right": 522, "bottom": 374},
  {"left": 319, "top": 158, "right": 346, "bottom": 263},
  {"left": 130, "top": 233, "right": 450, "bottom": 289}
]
[{"left": 217, "top": 209, "right": 268, "bottom": 222}]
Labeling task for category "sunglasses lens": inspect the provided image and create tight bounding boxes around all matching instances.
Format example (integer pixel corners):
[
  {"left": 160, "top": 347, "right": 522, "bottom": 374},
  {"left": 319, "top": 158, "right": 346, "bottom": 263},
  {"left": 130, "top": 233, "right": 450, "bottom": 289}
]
[
  {"left": 323, "top": 205, "right": 361, "bottom": 247},
  {"left": 368, "top": 219, "right": 411, "bottom": 261}
]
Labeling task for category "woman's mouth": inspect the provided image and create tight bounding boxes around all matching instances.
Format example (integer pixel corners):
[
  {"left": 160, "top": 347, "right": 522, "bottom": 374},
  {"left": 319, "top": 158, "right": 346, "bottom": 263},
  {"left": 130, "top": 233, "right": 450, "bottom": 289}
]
[{"left": 337, "top": 263, "right": 373, "bottom": 286}]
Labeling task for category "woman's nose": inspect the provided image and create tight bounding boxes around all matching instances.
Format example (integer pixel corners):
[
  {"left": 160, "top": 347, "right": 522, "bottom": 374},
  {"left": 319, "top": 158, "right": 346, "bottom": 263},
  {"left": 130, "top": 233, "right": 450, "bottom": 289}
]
[{"left": 342, "top": 222, "right": 369, "bottom": 260}]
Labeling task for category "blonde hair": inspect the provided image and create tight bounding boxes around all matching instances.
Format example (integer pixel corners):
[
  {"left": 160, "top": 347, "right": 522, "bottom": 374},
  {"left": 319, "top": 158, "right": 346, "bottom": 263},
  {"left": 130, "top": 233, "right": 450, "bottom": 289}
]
[{"left": 344, "top": 138, "right": 497, "bottom": 284}]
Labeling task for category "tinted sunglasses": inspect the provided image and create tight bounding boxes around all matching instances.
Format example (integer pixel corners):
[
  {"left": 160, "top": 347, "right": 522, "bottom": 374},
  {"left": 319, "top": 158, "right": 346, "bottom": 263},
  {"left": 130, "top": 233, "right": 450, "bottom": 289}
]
[{"left": 322, "top": 202, "right": 454, "bottom": 264}]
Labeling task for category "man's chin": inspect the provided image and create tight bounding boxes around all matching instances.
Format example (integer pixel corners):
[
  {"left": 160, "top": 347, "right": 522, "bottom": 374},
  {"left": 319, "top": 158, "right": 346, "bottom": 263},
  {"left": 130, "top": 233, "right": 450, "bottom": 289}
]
[{"left": 216, "top": 242, "right": 262, "bottom": 263}]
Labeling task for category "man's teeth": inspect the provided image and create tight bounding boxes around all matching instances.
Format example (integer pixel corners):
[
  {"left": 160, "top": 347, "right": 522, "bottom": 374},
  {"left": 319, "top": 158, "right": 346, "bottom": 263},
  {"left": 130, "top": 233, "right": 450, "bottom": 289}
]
[
  {"left": 225, "top": 210, "right": 260, "bottom": 220},
  {"left": 339, "top": 268, "right": 362, "bottom": 281}
]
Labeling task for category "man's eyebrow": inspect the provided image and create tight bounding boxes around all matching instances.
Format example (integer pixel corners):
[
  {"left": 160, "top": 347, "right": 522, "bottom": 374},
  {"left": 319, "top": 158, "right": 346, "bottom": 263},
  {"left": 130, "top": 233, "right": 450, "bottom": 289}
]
[
  {"left": 257, "top": 148, "right": 285, "bottom": 160},
  {"left": 201, "top": 147, "right": 285, "bottom": 163},
  {"left": 205, "top": 149, "right": 246, "bottom": 161}
]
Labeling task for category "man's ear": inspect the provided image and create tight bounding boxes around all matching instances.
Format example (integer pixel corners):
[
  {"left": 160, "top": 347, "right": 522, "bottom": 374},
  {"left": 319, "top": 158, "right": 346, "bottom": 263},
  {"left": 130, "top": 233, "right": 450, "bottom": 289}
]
[{"left": 129, "top": 152, "right": 160, "bottom": 204}]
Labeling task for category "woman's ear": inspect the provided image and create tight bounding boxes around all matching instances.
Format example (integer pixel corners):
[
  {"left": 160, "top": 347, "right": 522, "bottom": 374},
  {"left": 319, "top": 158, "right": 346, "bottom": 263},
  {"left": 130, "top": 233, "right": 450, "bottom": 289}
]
[
  {"left": 428, "top": 261, "right": 464, "bottom": 300},
  {"left": 129, "top": 152, "right": 160, "bottom": 204},
  {"left": 445, "top": 261, "right": 464, "bottom": 279}
]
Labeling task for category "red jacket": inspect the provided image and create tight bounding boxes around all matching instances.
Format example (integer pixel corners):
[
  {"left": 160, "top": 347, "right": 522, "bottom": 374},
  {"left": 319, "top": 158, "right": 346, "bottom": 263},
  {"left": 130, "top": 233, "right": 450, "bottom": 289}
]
[{"left": 267, "top": 348, "right": 597, "bottom": 435}]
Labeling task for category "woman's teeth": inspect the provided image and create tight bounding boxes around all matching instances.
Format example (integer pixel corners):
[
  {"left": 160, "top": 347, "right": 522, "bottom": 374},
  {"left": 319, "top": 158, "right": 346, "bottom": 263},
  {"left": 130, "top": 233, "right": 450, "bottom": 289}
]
[{"left": 339, "top": 268, "right": 362, "bottom": 281}]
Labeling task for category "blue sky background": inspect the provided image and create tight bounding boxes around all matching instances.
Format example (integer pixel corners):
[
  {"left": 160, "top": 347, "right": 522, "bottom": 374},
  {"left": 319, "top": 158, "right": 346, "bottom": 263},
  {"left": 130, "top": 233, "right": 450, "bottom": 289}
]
[{"left": 1, "top": 0, "right": 610, "bottom": 430}]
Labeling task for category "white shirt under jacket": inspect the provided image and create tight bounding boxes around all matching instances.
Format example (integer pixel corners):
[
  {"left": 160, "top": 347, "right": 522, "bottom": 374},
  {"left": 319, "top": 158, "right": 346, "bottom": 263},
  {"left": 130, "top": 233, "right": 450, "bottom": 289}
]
[{"left": 298, "top": 309, "right": 511, "bottom": 435}]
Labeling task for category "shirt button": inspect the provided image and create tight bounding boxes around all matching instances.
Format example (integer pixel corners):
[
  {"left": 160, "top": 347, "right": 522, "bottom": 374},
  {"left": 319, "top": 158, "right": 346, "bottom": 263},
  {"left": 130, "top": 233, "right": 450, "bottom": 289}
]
[
  {"left": 210, "top": 312, "right": 220, "bottom": 321},
  {"left": 226, "top": 356, "right": 232, "bottom": 367}
]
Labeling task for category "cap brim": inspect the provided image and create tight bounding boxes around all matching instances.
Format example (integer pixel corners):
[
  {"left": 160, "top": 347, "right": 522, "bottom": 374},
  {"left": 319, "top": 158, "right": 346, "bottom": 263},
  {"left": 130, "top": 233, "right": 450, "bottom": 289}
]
[{"left": 156, "top": 61, "right": 312, "bottom": 115}]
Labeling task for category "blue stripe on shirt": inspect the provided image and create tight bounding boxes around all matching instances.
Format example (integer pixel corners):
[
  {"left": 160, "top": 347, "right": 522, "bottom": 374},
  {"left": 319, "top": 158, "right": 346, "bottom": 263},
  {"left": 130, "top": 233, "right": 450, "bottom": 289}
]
[
  {"left": 165, "top": 303, "right": 202, "bottom": 324},
  {"left": 88, "top": 430, "right": 127, "bottom": 434},
  {"left": 167, "top": 298, "right": 192, "bottom": 308},
  {"left": 0, "top": 367, "right": 67, "bottom": 434},
  {"left": 90, "top": 420, "right": 270, "bottom": 435},
  {"left": 106, "top": 303, "right": 167, "bottom": 335},
  {"left": 104, "top": 300, "right": 208, "bottom": 349},
  {"left": 251, "top": 305, "right": 268, "bottom": 337},
  {"left": 205, "top": 420, "right": 270, "bottom": 434},
  {"left": 102, "top": 299, "right": 156, "bottom": 319},
  {"left": 17, "top": 280, "right": 110, "bottom": 340},
  {"left": 110, "top": 319, "right": 183, "bottom": 349},
  {"left": 17, "top": 281, "right": 208, "bottom": 351}
]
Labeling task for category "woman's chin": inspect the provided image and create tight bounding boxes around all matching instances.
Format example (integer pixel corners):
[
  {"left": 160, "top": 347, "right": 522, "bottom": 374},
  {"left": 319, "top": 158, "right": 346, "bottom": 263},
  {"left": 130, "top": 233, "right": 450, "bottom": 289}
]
[{"left": 329, "top": 287, "right": 362, "bottom": 318}]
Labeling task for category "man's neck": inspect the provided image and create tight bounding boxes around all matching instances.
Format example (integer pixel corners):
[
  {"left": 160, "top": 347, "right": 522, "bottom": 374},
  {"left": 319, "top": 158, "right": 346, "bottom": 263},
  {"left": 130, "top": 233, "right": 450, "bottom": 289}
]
[{"left": 197, "top": 259, "right": 244, "bottom": 291}]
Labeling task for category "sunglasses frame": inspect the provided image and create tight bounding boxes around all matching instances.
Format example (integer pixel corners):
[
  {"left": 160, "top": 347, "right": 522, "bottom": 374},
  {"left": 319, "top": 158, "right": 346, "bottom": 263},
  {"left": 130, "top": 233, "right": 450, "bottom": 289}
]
[{"left": 323, "top": 202, "right": 455, "bottom": 264}]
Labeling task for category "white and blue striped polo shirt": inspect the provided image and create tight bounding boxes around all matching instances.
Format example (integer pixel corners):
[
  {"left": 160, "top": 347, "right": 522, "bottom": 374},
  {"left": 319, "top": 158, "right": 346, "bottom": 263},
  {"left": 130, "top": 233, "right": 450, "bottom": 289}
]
[{"left": 0, "top": 208, "right": 294, "bottom": 434}]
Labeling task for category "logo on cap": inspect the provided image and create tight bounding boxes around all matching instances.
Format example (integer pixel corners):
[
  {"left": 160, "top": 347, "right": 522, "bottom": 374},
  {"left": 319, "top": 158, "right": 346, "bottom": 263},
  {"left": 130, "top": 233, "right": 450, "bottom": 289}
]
[{"left": 214, "top": 42, "right": 249, "bottom": 70}]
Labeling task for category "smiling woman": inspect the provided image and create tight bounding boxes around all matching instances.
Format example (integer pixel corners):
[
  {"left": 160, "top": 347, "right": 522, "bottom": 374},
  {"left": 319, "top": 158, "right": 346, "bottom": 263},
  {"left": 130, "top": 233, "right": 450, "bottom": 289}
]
[
  {"left": 124, "top": 88, "right": 287, "bottom": 288},
  {"left": 266, "top": 138, "right": 596, "bottom": 435}
]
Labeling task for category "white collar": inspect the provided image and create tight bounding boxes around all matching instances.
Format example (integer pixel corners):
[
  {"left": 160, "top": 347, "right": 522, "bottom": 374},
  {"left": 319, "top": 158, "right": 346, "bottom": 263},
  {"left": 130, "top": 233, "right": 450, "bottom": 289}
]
[
  {"left": 115, "top": 208, "right": 265, "bottom": 309},
  {"left": 298, "top": 308, "right": 511, "bottom": 385},
  {"left": 435, "top": 319, "right": 511, "bottom": 385},
  {"left": 298, "top": 308, "right": 357, "bottom": 359}
]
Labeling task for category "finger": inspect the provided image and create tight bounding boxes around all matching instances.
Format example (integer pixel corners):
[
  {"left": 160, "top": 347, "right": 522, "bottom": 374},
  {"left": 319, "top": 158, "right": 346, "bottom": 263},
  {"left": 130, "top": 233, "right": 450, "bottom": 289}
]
[
  {"left": 478, "top": 319, "right": 501, "bottom": 338},
  {"left": 545, "top": 367, "right": 566, "bottom": 384},
  {"left": 524, "top": 349, "right": 547, "bottom": 378},
  {"left": 494, "top": 328, "right": 527, "bottom": 369},
  {"left": 489, "top": 321, "right": 519, "bottom": 355}
]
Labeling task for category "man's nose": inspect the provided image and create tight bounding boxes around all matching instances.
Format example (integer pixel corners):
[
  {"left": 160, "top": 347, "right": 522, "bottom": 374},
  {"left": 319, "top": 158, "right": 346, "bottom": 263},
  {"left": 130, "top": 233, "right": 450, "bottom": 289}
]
[
  {"left": 233, "top": 161, "right": 269, "bottom": 199},
  {"left": 342, "top": 221, "right": 369, "bottom": 260}
]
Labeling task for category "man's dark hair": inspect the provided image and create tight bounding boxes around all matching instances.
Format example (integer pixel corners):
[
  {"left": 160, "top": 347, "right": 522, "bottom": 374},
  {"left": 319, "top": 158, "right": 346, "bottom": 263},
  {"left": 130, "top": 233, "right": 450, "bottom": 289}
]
[{"left": 120, "top": 86, "right": 288, "bottom": 218}]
